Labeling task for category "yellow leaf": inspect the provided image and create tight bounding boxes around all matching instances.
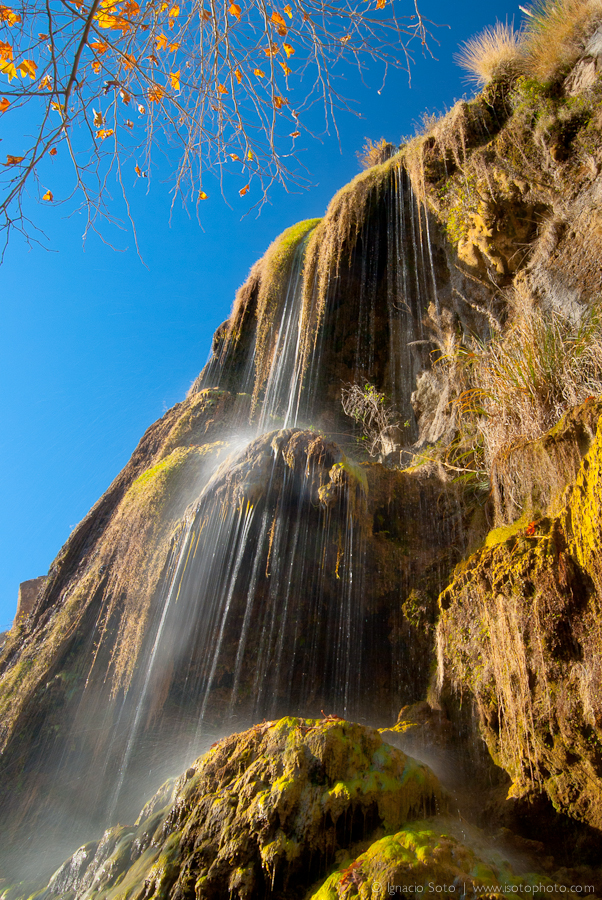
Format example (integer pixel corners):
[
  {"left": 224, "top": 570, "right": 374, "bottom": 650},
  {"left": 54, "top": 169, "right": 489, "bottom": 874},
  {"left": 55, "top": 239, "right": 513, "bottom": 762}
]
[
  {"left": 96, "top": 128, "right": 114, "bottom": 139},
  {"left": 282, "top": 42, "right": 294, "bottom": 57},
  {"left": 283, "top": 3, "right": 292, "bottom": 16},
  {"left": 273, "top": 94, "right": 287, "bottom": 109},
  {"left": 18, "top": 59, "right": 36, "bottom": 80},
  {"left": 0, "top": 96, "right": 9, "bottom": 112},
  {"left": 278, "top": 60, "right": 291, "bottom": 75},
  {"left": 39, "top": 75, "right": 52, "bottom": 89},
  {"left": 290, "top": 129, "right": 300, "bottom": 137},
  {"left": 229, "top": 153, "right": 240, "bottom": 160},
  {"left": 217, "top": 83, "right": 228, "bottom": 94},
  {"left": 169, "top": 70, "right": 180, "bottom": 90},
  {"left": 156, "top": 33, "right": 168, "bottom": 50},
  {"left": 234, "top": 67, "right": 242, "bottom": 83},
  {"left": 0, "top": 60, "right": 17, "bottom": 80},
  {"left": 168, "top": 4, "right": 179, "bottom": 15},
  {"left": 4, "top": 154, "right": 24, "bottom": 164},
  {"left": 51, "top": 101, "right": 64, "bottom": 112},
  {"left": 253, "top": 67, "right": 265, "bottom": 78},
  {"left": 247, "top": 149, "right": 253, "bottom": 160},
  {"left": 229, "top": 3, "right": 241, "bottom": 20},
  {"left": 89, "top": 40, "right": 109, "bottom": 54},
  {"left": 49, "top": 146, "right": 57, "bottom": 155},
  {"left": 147, "top": 85, "right": 163, "bottom": 102},
  {"left": 239, "top": 183, "right": 249, "bottom": 196},
  {"left": 42, "top": 189, "right": 53, "bottom": 201},
  {"left": 0, "top": 5, "right": 20, "bottom": 25},
  {"left": 0, "top": 41, "right": 12, "bottom": 60},
  {"left": 263, "top": 42, "right": 279, "bottom": 57},
  {"left": 271, "top": 10, "right": 286, "bottom": 26},
  {"left": 199, "top": 190, "right": 208, "bottom": 199}
]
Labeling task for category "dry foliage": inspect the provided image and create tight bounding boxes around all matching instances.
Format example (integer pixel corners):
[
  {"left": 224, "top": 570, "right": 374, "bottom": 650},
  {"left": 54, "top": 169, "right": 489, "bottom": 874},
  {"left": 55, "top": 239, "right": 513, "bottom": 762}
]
[
  {"left": 341, "top": 381, "right": 398, "bottom": 456},
  {"left": 0, "top": 0, "right": 431, "bottom": 251},
  {"left": 357, "top": 136, "right": 397, "bottom": 169},
  {"left": 455, "top": 22, "right": 526, "bottom": 87},
  {"left": 522, "top": 0, "right": 602, "bottom": 81}
]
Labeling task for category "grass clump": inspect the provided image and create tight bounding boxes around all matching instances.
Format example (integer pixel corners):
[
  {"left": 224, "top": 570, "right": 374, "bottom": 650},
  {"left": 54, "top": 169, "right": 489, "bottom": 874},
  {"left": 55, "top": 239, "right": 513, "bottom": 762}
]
[
  {"left": 357, "top": 137, "right": 397, "bottom": 170},
  {"left": 456, "top": 22, "right": 527, "bottom": 87},
  {"left": 522, "top": 0, "right": 602, "bottom": 82}
]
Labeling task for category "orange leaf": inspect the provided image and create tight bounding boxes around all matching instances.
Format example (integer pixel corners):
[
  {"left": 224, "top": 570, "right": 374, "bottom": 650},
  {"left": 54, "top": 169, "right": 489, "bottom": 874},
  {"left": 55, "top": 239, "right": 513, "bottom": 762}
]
[
  {"left": 0, "top": 96, "right": 9, "bottom": 112},
  {"left": 91, "top": 59, "right": 102, "bottom": 73},
  {"left": 147, "top": 85, "right": 164, "bottom": 101},
  {"left": 49, "top": 146, "right": 57, "bottom": 155},
  {"left": 0, "top": 41, "right": 12, "bottom": 60},
  {"left": 234, "top": 67, "right": 242, "bottom": 83},
  {"left": 376, "top": 0, "right": 385, "bottom": 7},
  {"left": 169, "top": 41, "right": 179, "bottom": 51},
  {"left": 253, "top": 67, "right": 265, "bottom": 78},
  {"left": 4, "top": 154, "right": 24, "bottom": 164},
  {"left": 169, "top": 69, "right": 180, "bottom": 90},
  {"left": 339, "top": 34, "right": 351, "bottom": 44},
  {"left": 146, "top": 54, "right": 159, "bottom": 65},
  {"left": 119, "top": 88, "right": 130, "bottom": 103},
  {"left": 229, "top": 3, "right": 241, "bottom": 19},
  {"left": 168, "top": 4, "right": 179, "bottom": 15},
  {"left": 217, "top": 83, "right": 228, "bottom": 93},
  {"left": 156, "top": 33, "right": 168, "bottom": 50},
  {"left": 290, "top": 129, "right": 300, "bottom": 137},
  {"left": 122, "top": 53, "right": 137, "bottom": 70},
  {"left": 0, "top": 5, "right": 21, "bottom": 25},
  {"left": 239, "top": 183, "right": 249, "bottom": 196},
  {"left": 39, "top": 74, "right": 52, "bottom": 89},
  {"left": 89, "top": 40, "right": 109, "bottom": 54},
  {"left": 38, "top": 32, "right": 49, "bottom": 38},
  {"left": 283, "top": 3, "right": 292, "bottom": 16},
  {"left": 199, "top": 190, "right": 208, "bottom": 199},
  {"left": 96, "top": 128, "right": 114, "bottom": 139},
  {"left": 124, "top": 118, "right": 134, "bottom": 127},
  {"left": 273, "top": 94, "right": 287, "bottom": 109},
  {"left": 278, "top": 60, "right": 291, "bottom": 75},
  {"left": 93, "top": 109, "right": 104, "bottom": 126},
  {"left": 263, "top": 42, "right": 279, "bottom": 57},
  {"left": 229, "top": 153, "right": 240, "bottom": 160},
  {"left": 282, "top": 42, "right": 294, "bottom": 57},
  {"left": 18, "top": 59, "right": 36, "bottom": 80},
  {"left": 42, "top": 189, "right": 53, "bottom": 201},
  {"left": 122, "top": 0, "right": 139, "bottom": 14},
  {"left": 271, "top": 10, "right": 286, "bottom": 26},
  {"left": 200, "top": 7, "right": 211, "bottom": 20},
  {"left": 525, "top": 521, "right": 537, "bottom": 536}
]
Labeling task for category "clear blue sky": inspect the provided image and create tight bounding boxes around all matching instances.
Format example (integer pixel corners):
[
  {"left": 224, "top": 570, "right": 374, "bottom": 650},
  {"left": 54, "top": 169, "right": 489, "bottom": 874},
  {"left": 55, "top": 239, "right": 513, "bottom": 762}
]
[{"left": 0, "top": 0, "right": 519, "bottom": 630}]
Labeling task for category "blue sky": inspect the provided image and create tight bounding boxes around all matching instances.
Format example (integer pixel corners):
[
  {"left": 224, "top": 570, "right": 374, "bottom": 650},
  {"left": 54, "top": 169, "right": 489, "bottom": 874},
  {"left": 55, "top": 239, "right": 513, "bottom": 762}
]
[{"left": 0, "top": 0, "right": 519, "bottom": 630}]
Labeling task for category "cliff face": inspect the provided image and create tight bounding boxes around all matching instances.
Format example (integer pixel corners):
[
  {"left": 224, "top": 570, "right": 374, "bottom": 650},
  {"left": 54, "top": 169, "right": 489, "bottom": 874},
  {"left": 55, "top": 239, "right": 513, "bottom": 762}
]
[{"left": 2, "top": 15, "right": 602, "bottom": 895}]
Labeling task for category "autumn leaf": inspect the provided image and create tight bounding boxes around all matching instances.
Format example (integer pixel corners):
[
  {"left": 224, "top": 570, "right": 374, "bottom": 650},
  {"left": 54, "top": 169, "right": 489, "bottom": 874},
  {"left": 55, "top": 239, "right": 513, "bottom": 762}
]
[
  {"left": 278, "top": 60, "right": 291, "bottom": 75},
  {"left": 93, "top": 108, "right": 104, "bottom": 126},
  {"left": 146, "top": 54, "right": 159, "bottom": 65},
  {"left": 49, "top": 146, "right": 57, "bottom": 155},
  {"left": 234, "top": 67, "right": 242, "bottom": 83},
  {"left": 122, "top": 0, "right": 139, "bottom": 15},
  {"left": 0, "top": 5, "right": 21, "bottom": 25},
  {"left": 147, "top": 85, "right": 164, "bottom": 101},
  {"left": 96, "top": 128, "right": 114, "bottom": 139},
  {"left": 122, "top": 53, "right": 137, "bottom": 70},
  {"left": 0, "top": 41, "right": 12, "bottom": 60},
  {"left": 199, "top": 190, "right": 208, "bottom": 199},
  {"left": 156, "top": 33, "right": 168, "bottom": 50},
  {"left": 38, "top": 32, "right": 49, "bottom": 38},
  {"left": 168, "top": 4, "right": 179, "bottom": 15},
  {"left": 200, "top": 7, "right": 211, "bottom": 20},
  {"left": 0, "top": 96, "right": 9, "bottom": 112},
  {"left": 283, "top": 4, "right": 292, "bottom": 16},
  {"left": 18, "top": 59, "right": 37, "bottom": 80},
  {"left": 51, "top": 101, "right": 64, "bottom": 112},
  {"left": 290, "top": 129, "right": 300, "bottom": 137},
  {"left": 91, "top": 59, "right": 102, "bottom": 73},
  {"left": 229, "top": 3, "right": 241, "bottom": 20},
  {"left": 339, "top": 34, "right": 351, "bottom": 44},
  {"left": 39, "top": 74, "right": 52, "bottom": 89},
  {"left": 0, "top": 60, "right": 17, "bottom": 81},
  {"left": 253, "top": 67, "right": 265, "bottom": 78},
  {"left": 273, "top": 94, "right": 287, "bottom": 109},
  {"left": 264, "top": 42, "right": 279, "bottom": 57},
  {"left": 282, "top": 42, "right": 294, "bottom": 57},
  {"left": 124, "top": 118, "right": 133, "bottom": 127},
  {"left": 89, "top": 40, "right": 109, "bottom": 54},
  {"left": 42, "top": 189, "right": 53, "bottom": 201},
  {"left": 119, "top": 88, "right": 130, "bottom": 103},
  {"left": 247, "top": 149, "right": 253, "bottom": 159},
  {"left": 239, "top": 183, "right": 249, "bottom": 196},
  {"left": 137, "top": 103, "right": 146, "bottom": 113},
  {"left": 4, "top": 154, "right": 24, "bottom": 164},
  {"left": 169, "top": 70, "right": 180, "bottom": 90},
  {"left": 376, "top": 0, "right": 385, "bottom": 7},
  {"left": 135, "top": 164, "right": 147, "bottom": 176},
  {"left": 229, "top": 153, "right": 240, "bottom": 160},
  {"left": 217, "top": 83, "right": 228, "bottom": 94},
  {"left": 271, "top": 10, "right": 286, "bottom": 26},
  {"left": 169, "top": 41, "right": 179, "bottom": 51}
]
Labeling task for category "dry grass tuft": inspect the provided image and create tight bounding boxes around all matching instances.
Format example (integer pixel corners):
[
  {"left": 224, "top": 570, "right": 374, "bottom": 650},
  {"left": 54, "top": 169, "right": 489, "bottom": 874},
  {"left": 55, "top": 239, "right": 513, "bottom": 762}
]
[
  {"left": 357, "top": 137, "right": 397, "bottom": 170},
  {"left": 522, "top": 0, "right": 602, "bottom": 81},
  {"left": 456, "top": 22, "right": 526, "bottom": 86}
]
